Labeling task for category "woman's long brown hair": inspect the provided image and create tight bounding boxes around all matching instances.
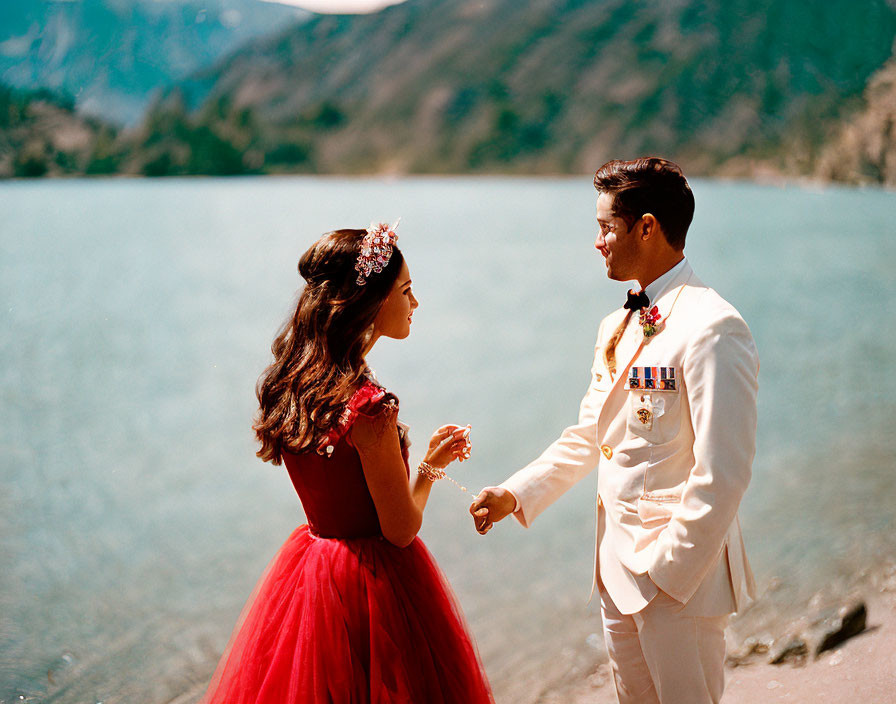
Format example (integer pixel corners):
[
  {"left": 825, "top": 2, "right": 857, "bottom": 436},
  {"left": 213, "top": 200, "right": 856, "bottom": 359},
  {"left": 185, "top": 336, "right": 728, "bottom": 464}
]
[{"left": 253, "top": 229, "right": 404, "bottom": 464}]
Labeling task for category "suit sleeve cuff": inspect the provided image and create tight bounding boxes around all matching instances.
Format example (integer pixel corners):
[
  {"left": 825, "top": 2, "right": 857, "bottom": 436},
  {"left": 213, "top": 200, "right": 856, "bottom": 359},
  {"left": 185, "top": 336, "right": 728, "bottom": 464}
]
[{"left": 497, "top": 481, "right": 530, "bottom": 528}]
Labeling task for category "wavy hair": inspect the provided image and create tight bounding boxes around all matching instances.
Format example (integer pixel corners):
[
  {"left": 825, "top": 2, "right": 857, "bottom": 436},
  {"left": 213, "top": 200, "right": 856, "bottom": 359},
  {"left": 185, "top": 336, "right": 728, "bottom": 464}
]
[{"left": 253, "top": 229, "right": 404, "bottom": 464}]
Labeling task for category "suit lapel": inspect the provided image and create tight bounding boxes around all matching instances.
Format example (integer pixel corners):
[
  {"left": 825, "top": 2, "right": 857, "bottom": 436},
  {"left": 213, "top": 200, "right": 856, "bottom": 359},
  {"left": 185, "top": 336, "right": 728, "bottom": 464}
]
[{"left": 596, "top": 262, "right": 694, "bottom": 440}]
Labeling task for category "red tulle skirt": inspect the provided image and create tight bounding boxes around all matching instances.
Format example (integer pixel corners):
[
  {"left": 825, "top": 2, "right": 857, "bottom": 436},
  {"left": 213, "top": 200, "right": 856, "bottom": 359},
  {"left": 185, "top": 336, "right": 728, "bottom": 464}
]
[{"left": 200, "top": 525, "right": 494, "bottom": 704}]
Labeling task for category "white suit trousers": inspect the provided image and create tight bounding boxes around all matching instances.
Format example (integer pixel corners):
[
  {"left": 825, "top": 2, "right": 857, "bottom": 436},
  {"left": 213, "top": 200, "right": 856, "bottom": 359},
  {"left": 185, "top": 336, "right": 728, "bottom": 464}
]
[{"left": 599, "top": 583, "right": 728, "bottom": 704}]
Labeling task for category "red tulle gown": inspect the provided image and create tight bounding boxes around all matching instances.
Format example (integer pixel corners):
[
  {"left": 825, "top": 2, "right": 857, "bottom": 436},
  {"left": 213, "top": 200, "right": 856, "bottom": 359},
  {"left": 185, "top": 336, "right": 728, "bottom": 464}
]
[{"left": 200, "top": 380, "right": 494, "bottom": 704}]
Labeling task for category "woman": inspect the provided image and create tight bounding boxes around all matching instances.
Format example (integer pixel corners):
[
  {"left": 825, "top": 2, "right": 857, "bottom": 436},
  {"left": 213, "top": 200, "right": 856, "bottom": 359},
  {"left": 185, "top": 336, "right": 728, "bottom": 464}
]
[{"left": 200, "top": 223, "right": 494, "bottom": 704}]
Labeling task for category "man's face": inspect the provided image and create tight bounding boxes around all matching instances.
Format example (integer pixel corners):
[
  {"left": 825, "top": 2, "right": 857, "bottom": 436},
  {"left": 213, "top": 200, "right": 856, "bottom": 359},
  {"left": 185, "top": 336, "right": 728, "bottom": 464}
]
[{"left": 595, "top": 191, "right": 640, "bottom": 282}]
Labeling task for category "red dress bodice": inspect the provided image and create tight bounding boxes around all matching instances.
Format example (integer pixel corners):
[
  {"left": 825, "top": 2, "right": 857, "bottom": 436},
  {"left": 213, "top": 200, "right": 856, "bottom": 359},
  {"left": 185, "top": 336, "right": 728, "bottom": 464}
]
[
  {"left": 283, "top": 436, "right": 384, "bottom": 539},
  {"left": 281, "top": 380, "right": 408, "bottom": 539}
]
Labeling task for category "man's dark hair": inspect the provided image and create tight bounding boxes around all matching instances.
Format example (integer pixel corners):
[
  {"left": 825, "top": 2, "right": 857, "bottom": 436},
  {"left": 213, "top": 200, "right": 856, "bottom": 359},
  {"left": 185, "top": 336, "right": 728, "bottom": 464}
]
[{"left": 593, "top": 157, "right": 694, "bottom": 251}]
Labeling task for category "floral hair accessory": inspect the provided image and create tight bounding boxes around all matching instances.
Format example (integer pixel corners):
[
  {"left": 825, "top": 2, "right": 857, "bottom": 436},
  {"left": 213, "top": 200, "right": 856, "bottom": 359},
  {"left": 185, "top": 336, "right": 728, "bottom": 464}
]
[
  {"left": 640, "top": 305, "right": 663, "bottom": 338},
  {"left": 355, "top": 218, "right": 400, "bottom": 286}
]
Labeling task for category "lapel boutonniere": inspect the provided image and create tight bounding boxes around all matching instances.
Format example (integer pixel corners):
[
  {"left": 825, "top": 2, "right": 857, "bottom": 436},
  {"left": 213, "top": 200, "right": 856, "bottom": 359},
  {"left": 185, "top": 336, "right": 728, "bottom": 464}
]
[{"left": 639, "top": 305, "right": 663, "bottom": 338}]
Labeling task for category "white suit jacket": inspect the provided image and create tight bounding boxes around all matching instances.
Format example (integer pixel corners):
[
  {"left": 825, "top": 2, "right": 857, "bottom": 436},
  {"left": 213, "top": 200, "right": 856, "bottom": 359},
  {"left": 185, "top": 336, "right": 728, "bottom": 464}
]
[{"left": 501, "top": 261, "right": 758, "bottom": 616}]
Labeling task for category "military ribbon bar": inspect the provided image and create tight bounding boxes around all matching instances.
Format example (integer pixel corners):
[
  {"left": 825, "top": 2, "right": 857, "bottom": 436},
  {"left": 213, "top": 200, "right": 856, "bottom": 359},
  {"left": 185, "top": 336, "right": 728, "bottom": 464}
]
[{"left": 628, "top": 366, "right": 677, "bottom": 391}]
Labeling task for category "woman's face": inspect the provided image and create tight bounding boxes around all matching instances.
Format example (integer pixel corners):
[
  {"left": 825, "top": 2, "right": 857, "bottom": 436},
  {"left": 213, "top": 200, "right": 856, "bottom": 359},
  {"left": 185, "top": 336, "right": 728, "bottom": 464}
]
[{"left": 373, "top": 260, "right": 418, "bottom": 340}]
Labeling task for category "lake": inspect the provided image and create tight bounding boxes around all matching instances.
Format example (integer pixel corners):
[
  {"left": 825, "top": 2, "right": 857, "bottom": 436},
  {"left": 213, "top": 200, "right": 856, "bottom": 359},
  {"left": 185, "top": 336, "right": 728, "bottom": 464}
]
[{"left": 2, "top": 176, "right": 895, "bottom": 703}]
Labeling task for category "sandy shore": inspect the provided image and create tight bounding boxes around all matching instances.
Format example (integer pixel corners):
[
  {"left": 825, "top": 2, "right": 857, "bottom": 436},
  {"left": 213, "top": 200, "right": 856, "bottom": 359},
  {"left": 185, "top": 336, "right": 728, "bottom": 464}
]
[
  {"left": 539, "top": 589, "right": 896, "bottom": 703},
  {"left": 722, "top": 590, "right": 896, "bottom": 703}
]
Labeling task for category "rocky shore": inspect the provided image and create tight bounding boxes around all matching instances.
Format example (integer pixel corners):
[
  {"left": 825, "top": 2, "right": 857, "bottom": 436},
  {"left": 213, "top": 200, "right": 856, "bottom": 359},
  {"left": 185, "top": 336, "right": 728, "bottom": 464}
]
[
  {"left": 534, "top": 563, "right": 896, "bottom": 703},
  {"left": 723, "top": 590, "right": 896, "bottom": 703}
]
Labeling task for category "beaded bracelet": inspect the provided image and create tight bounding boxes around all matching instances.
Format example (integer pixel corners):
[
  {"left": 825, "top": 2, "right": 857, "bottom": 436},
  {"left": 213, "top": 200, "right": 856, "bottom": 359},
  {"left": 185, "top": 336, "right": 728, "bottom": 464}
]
[
  {"left": 417, "top": 461, "right": 473, "bottom": 496},
  {"left": 417, "top": 461, "right": 446, "bottom": 481}
]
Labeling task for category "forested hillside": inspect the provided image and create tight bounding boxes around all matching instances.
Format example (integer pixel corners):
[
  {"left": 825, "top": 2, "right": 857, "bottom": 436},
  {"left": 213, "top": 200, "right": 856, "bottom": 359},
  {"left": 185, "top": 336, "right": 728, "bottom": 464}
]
[
  {"left": 4, "top": 0, "right": 896, "bottom": 183},
  {"left": 156, "top": 0, "right": 896, "bottom": 179}
]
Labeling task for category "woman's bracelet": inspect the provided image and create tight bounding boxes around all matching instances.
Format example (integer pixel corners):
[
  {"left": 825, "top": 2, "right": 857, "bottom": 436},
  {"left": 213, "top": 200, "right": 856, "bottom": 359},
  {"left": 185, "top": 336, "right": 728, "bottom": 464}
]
[
  {"left": 417, "top": 461, "right": 474, "bottom": 496},
  {"left": 417, "top": 461, "right": 446, "bottom": 481}
]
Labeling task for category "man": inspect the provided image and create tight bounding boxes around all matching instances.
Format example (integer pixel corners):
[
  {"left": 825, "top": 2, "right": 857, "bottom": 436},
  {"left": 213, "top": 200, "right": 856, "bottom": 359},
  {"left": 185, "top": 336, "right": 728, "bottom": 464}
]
[{"left": 470, "top": 157, "right": 758, "bottom": 704}]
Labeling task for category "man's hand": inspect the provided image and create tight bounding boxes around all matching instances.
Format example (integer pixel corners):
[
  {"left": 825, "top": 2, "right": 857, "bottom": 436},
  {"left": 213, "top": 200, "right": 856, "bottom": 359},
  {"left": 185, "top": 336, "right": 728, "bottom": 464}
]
[{"left": 469, "top": 486, "right": 517, "bottom": 535}]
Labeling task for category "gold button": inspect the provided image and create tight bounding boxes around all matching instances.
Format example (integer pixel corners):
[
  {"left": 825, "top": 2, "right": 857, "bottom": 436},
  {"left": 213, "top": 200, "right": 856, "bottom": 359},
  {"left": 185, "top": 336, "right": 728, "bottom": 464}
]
[{"left": 601, "top": 445, "right": 613, "bottom": 460}]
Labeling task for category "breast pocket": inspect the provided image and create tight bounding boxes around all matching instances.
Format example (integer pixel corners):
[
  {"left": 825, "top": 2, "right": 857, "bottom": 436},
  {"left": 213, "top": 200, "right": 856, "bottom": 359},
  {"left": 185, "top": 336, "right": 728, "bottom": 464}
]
[{"left": 625, "top": 366, "right": 682, "bottom": 444}]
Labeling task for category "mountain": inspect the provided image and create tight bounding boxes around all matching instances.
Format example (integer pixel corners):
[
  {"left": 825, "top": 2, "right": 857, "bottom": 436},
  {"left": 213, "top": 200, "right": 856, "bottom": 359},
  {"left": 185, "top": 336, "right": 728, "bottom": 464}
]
[
  {"left": 816, "top": 57, "right": 896, "bottom": 185},
  {"left": 159, "top": 0, "right": 896, "bottom": 178},
  {"left": 0, "top": 0, "right": 307, "bottom": 125},
  {"left": 5, "top": 0, "right": 896, "bottom": 182},
  {"left": 0, "top": 84, "right": 118, "bottom": 177}
]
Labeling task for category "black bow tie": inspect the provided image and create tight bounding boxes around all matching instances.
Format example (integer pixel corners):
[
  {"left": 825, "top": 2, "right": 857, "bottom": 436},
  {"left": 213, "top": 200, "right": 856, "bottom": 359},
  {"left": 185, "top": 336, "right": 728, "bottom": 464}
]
[{"left": 624, "top": 289, "right": 650, "bottom": 311}]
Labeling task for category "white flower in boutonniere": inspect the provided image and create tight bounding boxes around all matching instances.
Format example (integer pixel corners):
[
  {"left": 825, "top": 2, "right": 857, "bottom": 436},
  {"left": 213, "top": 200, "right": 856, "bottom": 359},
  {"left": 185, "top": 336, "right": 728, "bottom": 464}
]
[{"left": 640, "top": 305, "right": 663, "bottom": 338}]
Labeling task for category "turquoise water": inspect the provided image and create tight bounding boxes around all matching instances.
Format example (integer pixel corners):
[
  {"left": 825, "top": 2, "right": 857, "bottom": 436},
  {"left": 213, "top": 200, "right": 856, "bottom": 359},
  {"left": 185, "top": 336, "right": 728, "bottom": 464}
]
[{"left": 2, "top": 177, "right": 895, "bottom": 703}]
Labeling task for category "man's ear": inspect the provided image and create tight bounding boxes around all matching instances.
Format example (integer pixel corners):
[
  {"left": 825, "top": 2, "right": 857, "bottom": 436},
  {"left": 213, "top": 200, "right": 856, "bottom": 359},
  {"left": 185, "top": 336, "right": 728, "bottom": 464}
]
[{"left": 640, "top": 213, "right": 659, "bottom": 240}]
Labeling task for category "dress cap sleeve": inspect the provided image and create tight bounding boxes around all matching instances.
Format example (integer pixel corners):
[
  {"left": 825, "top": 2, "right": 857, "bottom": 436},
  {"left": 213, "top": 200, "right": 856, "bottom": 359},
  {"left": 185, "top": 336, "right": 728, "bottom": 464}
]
[{"left": 316, "top": 380, "right": 399, "bottom": 457}]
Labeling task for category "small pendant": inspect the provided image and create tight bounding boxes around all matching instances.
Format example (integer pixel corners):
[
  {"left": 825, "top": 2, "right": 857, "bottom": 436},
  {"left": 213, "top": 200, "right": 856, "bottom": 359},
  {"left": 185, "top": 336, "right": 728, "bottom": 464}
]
[{"left": 634, "top": 393, "right": 654, "bottom": 430}]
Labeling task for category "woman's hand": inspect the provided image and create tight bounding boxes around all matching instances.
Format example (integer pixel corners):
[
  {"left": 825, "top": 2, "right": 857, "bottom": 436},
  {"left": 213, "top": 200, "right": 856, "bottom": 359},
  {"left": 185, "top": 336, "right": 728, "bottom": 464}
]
[{"left": 423, "top": 424, "right": 471, "bottom": 469}]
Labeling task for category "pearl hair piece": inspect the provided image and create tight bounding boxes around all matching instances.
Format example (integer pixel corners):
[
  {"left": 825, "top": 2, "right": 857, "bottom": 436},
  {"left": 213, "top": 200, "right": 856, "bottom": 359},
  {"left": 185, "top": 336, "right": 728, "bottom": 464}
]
[{"left": 355, "top": 219, "right": 400, "bottom": 286}]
